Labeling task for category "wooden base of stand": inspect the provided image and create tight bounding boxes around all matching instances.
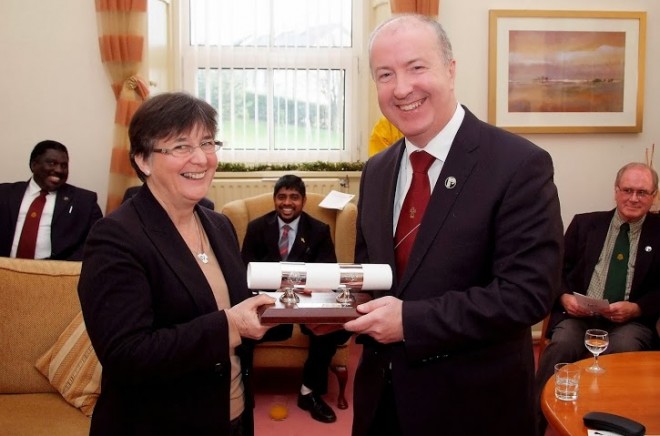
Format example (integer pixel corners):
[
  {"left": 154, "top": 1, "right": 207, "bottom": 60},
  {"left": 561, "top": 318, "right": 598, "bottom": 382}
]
[{"left": 258, "top": 291, "right": 371, "bottom": 324}]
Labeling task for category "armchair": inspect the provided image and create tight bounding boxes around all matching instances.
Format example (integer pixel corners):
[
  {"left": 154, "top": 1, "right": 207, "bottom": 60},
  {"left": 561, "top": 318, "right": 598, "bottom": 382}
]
[{"left": 220, "top": 192, "right": 357, "bottom": 409}]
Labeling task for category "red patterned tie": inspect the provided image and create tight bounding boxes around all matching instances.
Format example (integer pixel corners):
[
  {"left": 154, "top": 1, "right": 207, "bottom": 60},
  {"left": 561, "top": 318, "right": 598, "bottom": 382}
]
[
  {"left": 17, "top": 190, "right": 48, "bottom": 259},
  {"left": 394, "top": 151, "right": 435, "bottom": 280},
  {"left": 279, "top": 224, "right": 290, "bottom": 260}
]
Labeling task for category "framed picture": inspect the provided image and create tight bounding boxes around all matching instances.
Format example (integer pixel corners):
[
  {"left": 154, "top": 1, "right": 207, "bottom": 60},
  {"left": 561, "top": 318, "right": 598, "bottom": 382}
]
[{"left": 488, "top": 10, "right": 646, "bottom": 133}]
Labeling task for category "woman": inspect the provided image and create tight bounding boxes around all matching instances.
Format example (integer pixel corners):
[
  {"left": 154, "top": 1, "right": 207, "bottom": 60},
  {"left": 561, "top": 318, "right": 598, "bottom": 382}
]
[{"left": 78, "top": 92, "right": 276, "bottom": 435}]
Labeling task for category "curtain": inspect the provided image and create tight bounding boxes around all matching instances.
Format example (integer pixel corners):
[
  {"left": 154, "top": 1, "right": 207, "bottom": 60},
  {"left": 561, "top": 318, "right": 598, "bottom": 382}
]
[
  {"left": 646, "top": 144, "right": 660, "bottom": 212},
  {"left": 390, "top": 0, "right": 439, "bottom": 16},
  {"left": 96, "top": 0, "right": 149, "bottom": 213}
]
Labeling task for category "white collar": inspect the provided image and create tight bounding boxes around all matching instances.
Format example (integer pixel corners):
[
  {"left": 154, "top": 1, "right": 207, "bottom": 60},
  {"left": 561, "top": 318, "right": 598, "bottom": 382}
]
[{"left": 404, "top": 102, "right": 465, "bottom": 161}]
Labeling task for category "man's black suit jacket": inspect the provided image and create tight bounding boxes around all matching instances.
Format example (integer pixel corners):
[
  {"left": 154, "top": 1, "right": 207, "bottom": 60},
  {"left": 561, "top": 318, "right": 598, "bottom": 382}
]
[
  {"left": 0, "top": 180, "right": 102, "bottom": 260},
  {"left": 352, "top": 106, "right": 563, "bottom": 436},
  {"left": 547, "top": 209, "right": 660, "bottom": 334},
  {"left": 241, "top": 210, "right": 336, "bottom": 265}
]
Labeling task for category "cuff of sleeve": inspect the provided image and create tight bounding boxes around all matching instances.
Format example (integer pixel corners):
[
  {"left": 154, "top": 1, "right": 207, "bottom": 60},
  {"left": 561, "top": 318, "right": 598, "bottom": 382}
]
[{"left": 225, "top": 311, "right": 243, "bottom": 350}]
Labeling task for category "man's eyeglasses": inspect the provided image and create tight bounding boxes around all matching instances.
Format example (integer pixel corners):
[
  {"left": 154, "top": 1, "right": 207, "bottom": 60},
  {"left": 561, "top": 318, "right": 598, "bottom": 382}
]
[
  {"left": 616, "top": 186, "right": 656, "bottom": 199},
  {"left": 153, "top": 140, "right": 222, "bottom": 157}
]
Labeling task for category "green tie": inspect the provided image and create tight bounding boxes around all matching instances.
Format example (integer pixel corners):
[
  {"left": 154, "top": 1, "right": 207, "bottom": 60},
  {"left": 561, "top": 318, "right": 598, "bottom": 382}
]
[{"left": 603, "top": 222, "right": 630, "bottom": 303}]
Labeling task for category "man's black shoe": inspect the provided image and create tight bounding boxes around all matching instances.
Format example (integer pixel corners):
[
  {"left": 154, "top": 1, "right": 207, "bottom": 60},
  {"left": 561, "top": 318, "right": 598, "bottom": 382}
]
[{"left": 297, "top": 392, "right": 337, "bottom": 423}]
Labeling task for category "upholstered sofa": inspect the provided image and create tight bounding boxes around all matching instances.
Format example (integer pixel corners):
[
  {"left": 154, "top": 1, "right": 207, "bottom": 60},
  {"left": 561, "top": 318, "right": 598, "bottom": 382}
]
[
  {"left": 221, "top": 192, "right": 358, "bottom": 409},
  {"left": 0, "top": 257, "right": 92, "bottom": 436}
]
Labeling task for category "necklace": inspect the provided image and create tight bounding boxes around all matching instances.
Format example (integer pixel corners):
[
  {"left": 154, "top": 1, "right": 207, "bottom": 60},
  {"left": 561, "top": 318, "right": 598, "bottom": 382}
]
[{"left": 193, "top": 213, "right": 209, "bottom": 264}]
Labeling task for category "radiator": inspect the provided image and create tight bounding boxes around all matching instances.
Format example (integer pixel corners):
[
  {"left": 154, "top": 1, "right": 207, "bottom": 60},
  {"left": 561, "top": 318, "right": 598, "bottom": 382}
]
[{"left": 208, "top": 177, "right": 347, "bottom": 210}]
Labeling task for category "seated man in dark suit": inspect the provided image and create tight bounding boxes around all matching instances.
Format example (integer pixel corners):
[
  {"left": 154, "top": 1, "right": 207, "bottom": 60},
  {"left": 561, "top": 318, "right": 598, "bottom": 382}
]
[
  {"left": 0, "top": 140, "right": 103, "bottom": 260},
  {"left": 536, "top": 162, "right": 660, "bottom": 434},
  {"left": 241, "top": 174, "right": 352, "bottom": 424},
  {"left": 122, "top": 185, "right": 215, "bottom": 210}
]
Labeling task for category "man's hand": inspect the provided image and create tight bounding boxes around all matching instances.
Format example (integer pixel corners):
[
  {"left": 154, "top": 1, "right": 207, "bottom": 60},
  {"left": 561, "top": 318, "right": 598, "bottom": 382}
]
[
  {"left": 560, "top": 293, "right": 593, "bottom": 317},
  {"left": 343, "top": 296, "right": 403, "bottom": 343},
  {"left": 226, "top": 294, "right": 276, "bottom": 339},
  {"left": 600, "top": 301, "right": 641, "bottom": 323}
]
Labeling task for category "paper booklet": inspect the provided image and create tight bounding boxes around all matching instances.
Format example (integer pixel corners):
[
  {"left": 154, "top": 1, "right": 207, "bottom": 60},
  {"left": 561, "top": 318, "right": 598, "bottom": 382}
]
[
  {"left": 319, "top": 190, "right": 355, "bottom": 210},
  {"left": 573, "top": 292, "right": 610, "bottom": 315}
]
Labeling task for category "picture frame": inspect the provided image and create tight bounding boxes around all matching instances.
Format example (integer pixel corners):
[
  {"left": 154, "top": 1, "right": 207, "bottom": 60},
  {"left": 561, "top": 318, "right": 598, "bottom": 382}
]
[{"left": 488, "top": 10, "right": 646, "bottom": 133}]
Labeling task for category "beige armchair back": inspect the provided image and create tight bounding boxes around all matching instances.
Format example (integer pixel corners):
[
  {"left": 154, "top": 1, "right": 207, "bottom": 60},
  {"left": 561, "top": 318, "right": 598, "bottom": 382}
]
[{"left": 220, "top": 192, "right": 357, "bottom": 263}]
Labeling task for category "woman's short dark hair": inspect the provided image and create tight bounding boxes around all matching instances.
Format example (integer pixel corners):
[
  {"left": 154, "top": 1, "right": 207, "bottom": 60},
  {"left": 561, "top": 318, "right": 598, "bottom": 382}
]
[{"left": 128, "top": 92, "right": 218, "bottom": 181}]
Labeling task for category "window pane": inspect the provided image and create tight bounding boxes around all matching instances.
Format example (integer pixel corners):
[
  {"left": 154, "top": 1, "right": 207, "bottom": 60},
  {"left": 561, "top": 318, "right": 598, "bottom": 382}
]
[
  {"left": 183, "top": 0, "right": 359, "bottom": 162},
  {"left": 190, "top": 0, "right": 352, "bottom": 48},
  {"left": 197, "top": 68, "right": 345, "bottom": 152}
]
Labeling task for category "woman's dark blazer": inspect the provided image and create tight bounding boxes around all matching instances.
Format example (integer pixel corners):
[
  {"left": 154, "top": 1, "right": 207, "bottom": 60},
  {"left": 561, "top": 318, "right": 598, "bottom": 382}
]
[{"left": 78, "top": 186, "right": 256, "bottom": 435}]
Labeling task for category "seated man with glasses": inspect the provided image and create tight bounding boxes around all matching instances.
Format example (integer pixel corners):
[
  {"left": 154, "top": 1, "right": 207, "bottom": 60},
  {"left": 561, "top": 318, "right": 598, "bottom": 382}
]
[{"left": 535, "top": 162, "right": 660, "bottom": 435}]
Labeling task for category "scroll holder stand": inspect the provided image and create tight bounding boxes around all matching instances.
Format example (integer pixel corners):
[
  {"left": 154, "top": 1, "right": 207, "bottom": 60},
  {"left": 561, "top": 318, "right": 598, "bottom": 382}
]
[
  {"left": 280, "top": 269, "right": 305, "bottom": 305},
  {"left": 335, "top": 285, "right": 355, "bottom": 306},
  {"left": 279, "top": 286, "right": 300, "bottom": 305},
  {"left": 248, "top": 262, "right": 392, "bottom": 324}
]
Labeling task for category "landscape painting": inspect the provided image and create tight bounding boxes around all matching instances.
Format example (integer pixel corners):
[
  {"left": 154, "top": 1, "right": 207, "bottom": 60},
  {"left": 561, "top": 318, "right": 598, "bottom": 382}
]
[
  {"left": 508, "top": 30, "right": 625, "bottom": 113},
  {"left": 488, "top": 10, "right": 646, "bottom": 133}
]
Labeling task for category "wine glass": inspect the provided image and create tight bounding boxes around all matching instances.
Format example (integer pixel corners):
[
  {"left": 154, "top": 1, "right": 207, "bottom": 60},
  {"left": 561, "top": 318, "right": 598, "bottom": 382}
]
[{"left": 584, "top": 329, "right": 609, "bottom": 373}]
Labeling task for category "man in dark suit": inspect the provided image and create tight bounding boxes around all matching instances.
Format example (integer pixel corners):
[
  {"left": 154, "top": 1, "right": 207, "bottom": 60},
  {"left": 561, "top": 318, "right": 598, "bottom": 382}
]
[
  {"left": 0, "top": 140, "right": 103, "bottom": 260},
  {"left": 343, "top": 15, "right": 563, "bottom": 436},
  {"left": 535, "top": 162, "right": 660, "bottom": 434},
  {"left": 241, "top": 174, "right": 353, "bottom": 424}
]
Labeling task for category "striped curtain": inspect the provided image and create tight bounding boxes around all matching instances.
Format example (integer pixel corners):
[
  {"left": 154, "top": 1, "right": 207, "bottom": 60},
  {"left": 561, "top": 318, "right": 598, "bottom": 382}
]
[
  {"left": 96, "top": 0, "right": 149, "bottom": 213},
  {"left": 390, "top": 0, "right": 439, "bottom": 16}
]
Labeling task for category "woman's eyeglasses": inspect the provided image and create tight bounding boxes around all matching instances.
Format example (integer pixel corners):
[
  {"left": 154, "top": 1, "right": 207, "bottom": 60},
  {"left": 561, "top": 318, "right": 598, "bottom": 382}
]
[{"left": 153, "top": 140, "right": 222, "bottom": 157}]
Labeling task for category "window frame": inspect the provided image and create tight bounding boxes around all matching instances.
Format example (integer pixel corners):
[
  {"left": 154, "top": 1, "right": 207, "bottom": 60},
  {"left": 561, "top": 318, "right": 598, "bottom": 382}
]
[{"left": 171, "top": 0, "right": 369, "bottom": 164}]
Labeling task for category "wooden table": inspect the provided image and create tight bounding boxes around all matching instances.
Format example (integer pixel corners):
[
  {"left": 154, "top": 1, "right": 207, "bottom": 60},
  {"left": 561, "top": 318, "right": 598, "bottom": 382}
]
[{"left": 542, "top": 351, "right": 660, "bottom": 435}]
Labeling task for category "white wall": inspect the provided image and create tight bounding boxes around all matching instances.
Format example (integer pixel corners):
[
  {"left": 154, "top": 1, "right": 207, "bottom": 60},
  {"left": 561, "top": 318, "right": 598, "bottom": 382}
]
[
  {"left": 0, "top": 0, "right": 115, "bottom": 213},
  {"left": 1, "top": 0, "right": 658, "bottom": 226}
]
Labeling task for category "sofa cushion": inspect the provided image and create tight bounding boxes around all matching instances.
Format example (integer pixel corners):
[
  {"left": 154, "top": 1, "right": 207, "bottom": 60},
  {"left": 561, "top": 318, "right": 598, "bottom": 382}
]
[
  {"left": 35, "top": 311, "right": 101, "bottom": 417},
  {"left": 0, "top": 258, "right": 83, "bottom": 394}
]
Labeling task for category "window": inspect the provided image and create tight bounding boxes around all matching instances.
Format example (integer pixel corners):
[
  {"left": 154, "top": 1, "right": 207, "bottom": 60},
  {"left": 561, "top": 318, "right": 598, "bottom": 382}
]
[{"left": 177, "top": 0, "right": 368, "bottom": 163}]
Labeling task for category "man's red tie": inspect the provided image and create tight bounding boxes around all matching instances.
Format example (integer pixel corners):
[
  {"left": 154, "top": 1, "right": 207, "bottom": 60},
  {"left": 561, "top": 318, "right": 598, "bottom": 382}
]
[
  {"left": 17, "top": 190, "right": 48, "bottom": 259},
  {"left": 394, "top": 151, "right": 435, "bottom": 280},
  {"left": 279, "top": 224, "right": 290, "bottom": 260}
]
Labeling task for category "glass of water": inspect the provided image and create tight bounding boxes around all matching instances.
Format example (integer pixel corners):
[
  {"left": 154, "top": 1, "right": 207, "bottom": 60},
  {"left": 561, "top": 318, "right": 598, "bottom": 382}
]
[
  {"left": 584, "top": 329, "right": 609, "bottom": 373},
  {"left": 554, "top": 363, "right": 580, "bottom": 401}
]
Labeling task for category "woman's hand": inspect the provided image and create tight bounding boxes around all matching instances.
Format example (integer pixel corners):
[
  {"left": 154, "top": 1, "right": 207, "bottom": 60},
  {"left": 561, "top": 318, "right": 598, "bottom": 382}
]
[{"left": 226, "top": 294, "right": 276, "bottom": 339}]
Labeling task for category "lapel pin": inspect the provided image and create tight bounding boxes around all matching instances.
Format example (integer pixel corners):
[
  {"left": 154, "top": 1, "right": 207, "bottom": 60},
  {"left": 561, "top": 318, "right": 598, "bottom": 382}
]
[
  {"left": 444, "top": 177, "right": 456, "bottom": 189},
  {"left": 301, "top": 238, "right": 306, "bottom": 244},
  {"left": 645, "top": 246, "right": 652, "bottom": 252}
]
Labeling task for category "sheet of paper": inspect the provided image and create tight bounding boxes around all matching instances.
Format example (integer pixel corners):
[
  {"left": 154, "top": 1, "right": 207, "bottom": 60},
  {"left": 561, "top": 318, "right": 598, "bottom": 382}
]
[
  {"left": 318, "top": 190, "right": 355, "bottom": 210},
  {"left": 573, "top": 292, "right": 610, "bottom": 315}
]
